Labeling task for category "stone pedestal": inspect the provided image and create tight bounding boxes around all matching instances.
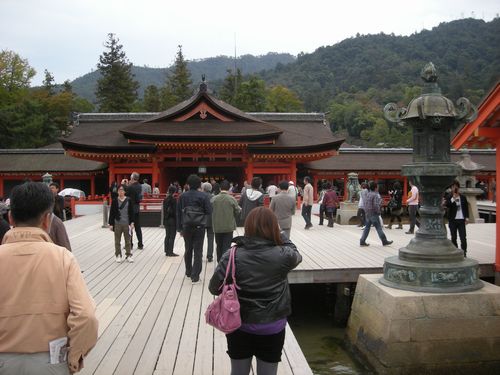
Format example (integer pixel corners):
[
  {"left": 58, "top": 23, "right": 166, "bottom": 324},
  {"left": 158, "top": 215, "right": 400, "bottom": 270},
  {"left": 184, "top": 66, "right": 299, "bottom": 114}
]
[
  {"left": 346, "top": 274, "right": 500, "bottom": 374},
  {"left": 337, "top": 201, "right": 359, "bottom": 225}
]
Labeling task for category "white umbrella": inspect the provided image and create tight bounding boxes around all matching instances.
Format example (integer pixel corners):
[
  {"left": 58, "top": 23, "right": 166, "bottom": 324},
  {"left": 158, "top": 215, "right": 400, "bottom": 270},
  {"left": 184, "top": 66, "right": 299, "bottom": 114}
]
[{"left": 58, "top": 188, "right": 86, "bottom": 199}]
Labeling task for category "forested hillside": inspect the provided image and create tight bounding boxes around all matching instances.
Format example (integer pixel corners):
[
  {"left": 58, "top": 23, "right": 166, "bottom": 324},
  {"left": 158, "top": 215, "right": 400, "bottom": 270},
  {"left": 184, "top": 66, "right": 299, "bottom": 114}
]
[
  {"left": 257, "top": 18, "right": 500, "bottom": 146},
  {"left": 71, "top": 53, "right": 295, "bottom": 102}
]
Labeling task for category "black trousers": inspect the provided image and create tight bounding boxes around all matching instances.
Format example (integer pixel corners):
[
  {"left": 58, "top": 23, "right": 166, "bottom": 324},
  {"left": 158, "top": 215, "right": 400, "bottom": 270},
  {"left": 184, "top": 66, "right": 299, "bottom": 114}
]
[
  {"left": 357, "top": 208, "right": 366, "bottom": 226},
  {"left": 449, "top": 219, "right": 467, "bottom": 253},
  {"left": 206, "top": 226, "right": 214, "bottom": 260},
  {"left": 215, "top": 232, "right": 233, "bottom": 262},
  {"left": 319, "top": 204, "right": 326, "bottom": 224},
  {"left": 226, "top": 328, "right": 286, "bottom": 363},
  {"left": 183, "top": 226, "right": 205, "bottom": 280},
  {"left": 132, "top": 212, "right": 143, "bottom": 247},
  {"left": 164, "top": 224, "right": 176, "bottom": 254}
]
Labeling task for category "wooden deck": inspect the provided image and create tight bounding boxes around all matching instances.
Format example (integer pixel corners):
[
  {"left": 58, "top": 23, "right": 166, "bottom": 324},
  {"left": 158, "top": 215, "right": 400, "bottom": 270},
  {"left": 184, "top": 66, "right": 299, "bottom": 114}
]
[
  {"left": 66, "top": 215, "right": 312, "bottom": 375},
  {"left": 66, "top": 213, "right": 496, "bottom": 374}
]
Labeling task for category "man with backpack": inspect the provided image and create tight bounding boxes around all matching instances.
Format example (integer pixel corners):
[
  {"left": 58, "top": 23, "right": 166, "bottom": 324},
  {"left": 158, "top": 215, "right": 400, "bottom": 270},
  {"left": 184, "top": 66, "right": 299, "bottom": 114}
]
[{"left": 177, "top": 175, "right": 212, "bottom": 284}]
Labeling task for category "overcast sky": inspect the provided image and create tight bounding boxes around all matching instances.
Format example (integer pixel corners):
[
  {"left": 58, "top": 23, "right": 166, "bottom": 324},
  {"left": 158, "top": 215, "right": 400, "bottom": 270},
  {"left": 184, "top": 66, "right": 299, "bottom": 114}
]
[{"left": 1, "top": 0, "right": 498, "bottom": 85}]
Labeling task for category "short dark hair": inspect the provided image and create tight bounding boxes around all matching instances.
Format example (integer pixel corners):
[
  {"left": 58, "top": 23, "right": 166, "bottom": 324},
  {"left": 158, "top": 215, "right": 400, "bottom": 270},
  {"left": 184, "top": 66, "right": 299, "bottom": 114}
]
[
  {"left": 49, "top": 182, "right": 60, "bottom": 190},
  {"left": 10, "top": 182, "right": 54, "bottom": 225},
  {"left": 187, "top": 174, "right": 201, "bottom": 190},
  {"left": 168, "top": 185, "right": 177, "bottom": 194},
  {"left": 368, "top": 181, "right": 377, "bottom": 191},
  {"left": 244, "top": 207, "right": 283, "bottom": 245},
  {"left": 279, "top": 180, "right": 289, "bottom": 190},
  {"left": 251, "top": 177, "right": 262, "bottom": 189},
  {"left": 220, "top": 180, "right": 231, "bottom": 191},
  {"left": 143, "top": 179, "right": 148, "bottom": 184},
  {"left": 304, "top": 176, "right": 311, "bottom": 183},
  {"left": 325, "top": 182, "right": 332, "bottom": 189}
]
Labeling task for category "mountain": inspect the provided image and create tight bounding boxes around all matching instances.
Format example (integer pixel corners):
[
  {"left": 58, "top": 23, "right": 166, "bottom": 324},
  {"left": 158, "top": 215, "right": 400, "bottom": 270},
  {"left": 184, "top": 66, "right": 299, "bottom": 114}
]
[
  {"left": 71, "top": 53, "right": 295, "bottom": 103},
  {"left": 258, "top": 18, "right": 500, "bottom": 111}
]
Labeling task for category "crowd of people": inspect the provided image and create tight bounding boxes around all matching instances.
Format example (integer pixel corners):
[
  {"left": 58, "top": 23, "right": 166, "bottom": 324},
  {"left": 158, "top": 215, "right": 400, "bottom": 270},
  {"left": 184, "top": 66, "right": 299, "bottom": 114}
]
[{"left": 0, "top": 171, "right": 478, "bottom": 374}]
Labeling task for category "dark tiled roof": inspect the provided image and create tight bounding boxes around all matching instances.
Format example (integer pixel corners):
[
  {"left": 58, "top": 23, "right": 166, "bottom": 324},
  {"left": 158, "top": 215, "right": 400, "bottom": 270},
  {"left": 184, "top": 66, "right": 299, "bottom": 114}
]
[
  {"left": 306, "top": 148, "right": 496, "bottom": 172},
  {"left": 0, "top": 149, "right": 107, "bottom": 173},
  {"left": 121, "top": 120, "right": 282, "bottom": 141}
]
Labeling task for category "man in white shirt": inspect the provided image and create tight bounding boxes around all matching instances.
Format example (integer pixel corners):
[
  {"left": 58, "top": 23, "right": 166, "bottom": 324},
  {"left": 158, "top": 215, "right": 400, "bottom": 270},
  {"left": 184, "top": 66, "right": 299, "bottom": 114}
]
[
  {"left": 406, "top": 181, "right": 420, "bottom": 234},
  {"left": 302, "top": 176, "right": 314, "bottom": 229}
]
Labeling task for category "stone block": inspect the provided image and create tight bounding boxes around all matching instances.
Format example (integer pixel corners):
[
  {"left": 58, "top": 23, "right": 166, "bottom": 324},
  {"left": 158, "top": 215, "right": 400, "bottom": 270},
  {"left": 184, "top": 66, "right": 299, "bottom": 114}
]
[{"left": 346, "top": 275, "right": 500, "bottom": 374}]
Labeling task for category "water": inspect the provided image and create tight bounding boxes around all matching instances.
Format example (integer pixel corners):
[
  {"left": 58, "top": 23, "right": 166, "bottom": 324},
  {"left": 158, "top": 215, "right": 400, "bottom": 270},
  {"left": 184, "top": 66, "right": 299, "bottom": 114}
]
[{"left": 289, "top": 284, "right": 373, "bottom": 375}]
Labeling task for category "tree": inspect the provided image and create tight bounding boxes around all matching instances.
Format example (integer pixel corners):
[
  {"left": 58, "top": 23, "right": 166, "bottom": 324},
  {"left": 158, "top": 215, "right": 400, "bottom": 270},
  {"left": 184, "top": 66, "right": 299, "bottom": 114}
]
[
  {"left": 143, "top": 85, "right": 161, "bottom": 112},
  {"left": 163, "top": 45, "right": 192, "bottom": 104},
  {"left": 62, "top": 79, "right": 73, "bottom": 93},
  {"left": 266, "top": 85, "right": 304, "bottom": 112},
  {"left": 219, "top": 68, "right": 242, "bottom": 106},
  {"left": 235, "top": 76, "right": 267, "bottom": 112},
  {"left": 95, "top": 33, "right": 139, "bottom": 112},
  {"left": 42, "top": 69, "right": 55, "bottom": 95},
  {"left": 0, "top": 50, "right": 36, "bottom": 92}
]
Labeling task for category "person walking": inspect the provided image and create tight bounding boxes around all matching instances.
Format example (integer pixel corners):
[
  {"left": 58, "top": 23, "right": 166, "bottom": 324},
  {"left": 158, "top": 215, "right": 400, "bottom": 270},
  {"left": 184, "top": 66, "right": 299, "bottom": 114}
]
[
  {"left": 386, "top": 181, "right": 403, "bottom": 229},
  {"left": 238, "top": 176, "right": 264, "bottom": 226},
  {"left": 445, "top": 181, "right": 469, "bottom": 257},
  {"left": 209, "top": 207, "right": 302, "bottom": 375},
  {"left": 322, "top": 182, "right": 339, "bottom": 227},
  {"left": 49, "top": 213, "right": 72, "bottom": 251},
  {"left": 406, "top": 180, "right": 420, "bottom": 234},
  {"left": 270, "top": 180, "right": 296, "bottom": 239},
  {"left": 212, "top": 180, "right": 241, "bottom": 262},
  {"left": 108, "top": 184, "right": 135, "bottom": 263},
  {"left": 49, "top": 182, "right": 65, "bottom": 221},
  {"left": 162, "top": 185, "right": 179, "bottom": 257},
  {"left": 301, "top": 176, "right": 314, "bottom": 229},
  {"left": 360, "top": 181, "right": 393, "bottom": 247},
  {"left": 357, "top": 183, "right": 368, "bottom": 227},
  {"left": 127, "top": 172, "right": 144, "bottom": 249},
  {"left": 177, "top": 174, "right": 212, "bottom": 284},
  {"left": 202, "top": 182, "right": 215, "bottom": 262},
  {"left": 0, "top": 182, "right": 98, "bottom": 374},
  {"left": 317, "top": 183, "right": 327, "bottom": 225}
]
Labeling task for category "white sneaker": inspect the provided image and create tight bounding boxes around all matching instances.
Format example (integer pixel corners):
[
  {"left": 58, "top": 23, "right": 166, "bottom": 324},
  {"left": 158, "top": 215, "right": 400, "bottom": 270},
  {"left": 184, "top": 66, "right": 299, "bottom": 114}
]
[
  {"left": 115, "top": 255, "right": 122, "bottom": 263},
  {"left": 126, "top": 255, "right": 134, "bottom": 263}
]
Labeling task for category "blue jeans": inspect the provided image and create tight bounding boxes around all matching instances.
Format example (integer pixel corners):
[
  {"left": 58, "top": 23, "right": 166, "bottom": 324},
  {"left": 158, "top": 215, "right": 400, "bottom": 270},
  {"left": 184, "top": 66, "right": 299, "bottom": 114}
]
[
  {"left": 301, "top": 204, "right": 312, "bottom": 226},
  {"left": 360, "top": 214, "right": 388, "bottom": 244}
]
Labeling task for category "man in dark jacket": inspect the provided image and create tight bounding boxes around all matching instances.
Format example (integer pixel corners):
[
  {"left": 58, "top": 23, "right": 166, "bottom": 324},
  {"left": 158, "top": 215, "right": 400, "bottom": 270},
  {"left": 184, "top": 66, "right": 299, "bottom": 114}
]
[
  {"left": 177, "top": 174, "right": 212, "bottom": 284},
  {"left": 163, "top": 185, "right": 179, "bottom": 257},
  {"left": 49, "top": 182, "right": 65, "bottom": 221},
  {"left": 445, "top": 181, "right": 469, "bottom": 257},
  {"left": 126, "top": 172, "right": 144, "bottom": 249}
]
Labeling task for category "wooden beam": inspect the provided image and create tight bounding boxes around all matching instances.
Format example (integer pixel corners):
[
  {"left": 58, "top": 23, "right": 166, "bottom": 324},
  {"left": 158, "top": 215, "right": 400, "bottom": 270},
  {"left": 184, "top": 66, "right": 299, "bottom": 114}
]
[{"left": 477, "top": 128, "right": 500, "bottom": 139}]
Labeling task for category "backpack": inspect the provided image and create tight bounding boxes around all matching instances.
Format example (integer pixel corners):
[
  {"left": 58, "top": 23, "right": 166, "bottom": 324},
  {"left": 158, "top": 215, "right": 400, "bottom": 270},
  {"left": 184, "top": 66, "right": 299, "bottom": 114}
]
[{"left": 181, "top": 205, "right": 207, "bottom": 227}]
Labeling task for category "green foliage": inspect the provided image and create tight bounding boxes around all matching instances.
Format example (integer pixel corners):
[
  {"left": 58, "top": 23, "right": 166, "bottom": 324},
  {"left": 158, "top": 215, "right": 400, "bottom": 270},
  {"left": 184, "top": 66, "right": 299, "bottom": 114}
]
[
  {"left": 163, "top": 45, "right": 193, "bottom": 105},
  {"left": 95, "top": 33, "right": 139, "bottom": 112},
  {"left": 361, "top": 119, "right": 412, "bottom": 147},
  {"left": 218, "top": 68, "right": 242, "bottom": 106},
  {"left": 70, "top": 53, "right": 295, "bottom": 103},
  {"left": 42, "top": 69, "right": 55, "bottom": 95},
  {"left": 234, "top": 76, "right": 267, "bottom": 112},
  {"left": 0, "top": 50, "right": 36, "bottom": 92},
  {"left": 265, "top": 85, "right": 304, "bottom": 112},
  {"left": 159, "top": 85, "right": 177, "bottom": 111},
  {"left": 143, "top": 85, "right": 161, "bottom": 112}
]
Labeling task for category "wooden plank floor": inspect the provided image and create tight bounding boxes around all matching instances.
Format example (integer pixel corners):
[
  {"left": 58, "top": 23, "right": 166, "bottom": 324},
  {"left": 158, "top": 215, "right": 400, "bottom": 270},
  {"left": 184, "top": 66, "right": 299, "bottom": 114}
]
[
  {"left": 65, "top": 215, "right": 312, "bottom": 375},
  {"left": 65, "top": 213, "right": 496, "bottom": 375}
]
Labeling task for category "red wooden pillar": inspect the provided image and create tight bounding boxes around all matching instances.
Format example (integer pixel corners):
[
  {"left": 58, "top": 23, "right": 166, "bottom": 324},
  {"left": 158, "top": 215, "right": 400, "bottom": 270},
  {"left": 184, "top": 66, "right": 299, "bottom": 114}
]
[
  {"left": 152, "top": 157, "right": 159, "bottom": 190},
  {"left": 403, "top": 177, "right": 408, "bottom": 203},
  {"left": 290, "top": 160, "right": 296, "bottom": 185},
  {"left": 246, "top": 158, "right": 254, "bottom": 182},
  {"left": 495, "top": 149, "right": 500, "bottom": 280},
  {"left": 312, "top": 174, "right": 318, "bottom": 200},
  {"left": 90, "top": 175, "right": 95, "bottom": 197},
  {"left": 0, "top": 176, "right": 3, "bottom": 198},
  {"left": 60, "top": 178, "right": 64, "bottom": 190},
  {"left": 108, "top": 161, "right": 115, "bottom": 186}
]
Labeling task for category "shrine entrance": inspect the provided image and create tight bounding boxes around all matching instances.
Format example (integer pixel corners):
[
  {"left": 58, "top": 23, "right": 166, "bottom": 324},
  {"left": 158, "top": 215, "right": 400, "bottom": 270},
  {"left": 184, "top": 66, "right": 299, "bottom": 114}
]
[{"left": 161, "top": 165, "right": 245, "bottom": 190}]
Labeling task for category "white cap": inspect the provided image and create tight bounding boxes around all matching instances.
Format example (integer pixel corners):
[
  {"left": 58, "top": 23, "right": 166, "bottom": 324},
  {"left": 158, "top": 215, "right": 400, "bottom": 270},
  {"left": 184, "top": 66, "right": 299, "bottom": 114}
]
[{"left": 289, "top": 181, "right": 295, "bottom": 185}]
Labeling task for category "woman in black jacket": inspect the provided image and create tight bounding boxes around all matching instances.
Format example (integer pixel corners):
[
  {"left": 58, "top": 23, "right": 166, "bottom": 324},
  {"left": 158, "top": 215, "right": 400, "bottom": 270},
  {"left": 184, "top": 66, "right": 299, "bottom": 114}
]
[
  {"left": 209, "top": 207, "right": 302, "bottom": 375},
  {"left": 163, "top": 185, "right": 179, "bottom": 257},
  {"left": 108, "top": 184, "right": 134, "bottom": 263}
]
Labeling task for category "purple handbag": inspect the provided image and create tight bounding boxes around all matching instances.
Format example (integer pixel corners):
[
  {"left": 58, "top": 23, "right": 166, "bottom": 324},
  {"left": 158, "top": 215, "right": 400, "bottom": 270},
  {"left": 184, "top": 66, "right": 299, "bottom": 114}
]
[{"left": 205, "top": 246, "right": 241, "bottom": 334}]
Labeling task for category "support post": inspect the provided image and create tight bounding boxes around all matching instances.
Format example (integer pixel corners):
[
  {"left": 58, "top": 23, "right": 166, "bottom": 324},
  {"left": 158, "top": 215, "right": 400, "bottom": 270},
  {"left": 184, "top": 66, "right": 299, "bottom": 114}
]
[
  {"left": 102, "top": 200, "right": 109, "bottom": 228},
  {"left": 90, "top": 175, "right": 95, "bottom": 197},
  {"left": 159, "top": 202, "right": 165, "bottom": 228},
  {"left": 496, "top": 148, "right": 500, "bottom": 283}
]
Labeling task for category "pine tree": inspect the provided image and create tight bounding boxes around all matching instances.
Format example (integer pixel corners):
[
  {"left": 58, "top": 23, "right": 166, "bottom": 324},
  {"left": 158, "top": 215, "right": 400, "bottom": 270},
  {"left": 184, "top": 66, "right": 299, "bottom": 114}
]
[
  {"left": 42, "top": 69, "right": 55, "bottom": 95},
  {"left": 95, "top": 33, "right": 139, "bottom": 112},
  {"left": 144, "top": 85, "right": 161, "bottom": 112},
  {"left": 163, "top": 45, "right": 192, "bottom": 105},
  {"left": 219, "top": 68, "right": 242, "bottom": 106}
]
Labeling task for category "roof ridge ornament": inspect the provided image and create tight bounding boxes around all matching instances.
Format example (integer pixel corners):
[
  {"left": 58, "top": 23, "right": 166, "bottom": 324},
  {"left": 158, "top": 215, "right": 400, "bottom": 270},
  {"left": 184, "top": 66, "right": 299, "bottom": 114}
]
[{"left": 199, "top": 74, "right": 207, "bottom": 93}]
